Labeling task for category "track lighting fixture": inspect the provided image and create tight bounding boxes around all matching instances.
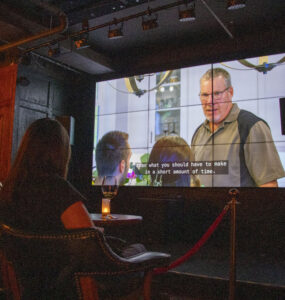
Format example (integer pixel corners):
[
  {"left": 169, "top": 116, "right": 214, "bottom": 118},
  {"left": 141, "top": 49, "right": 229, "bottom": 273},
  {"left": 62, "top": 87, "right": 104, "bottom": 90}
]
[
  {"left": 108, "top": 27, "right": 123, "bottom": 39},
  {"left": 108, "top": 20, "right": 123, "bottom": 39},
  {"left": 74, "top": 37, "right": 90, "bottom": 49},
  {"left": 25, "top": 0, "right": 249, "bottom": 55},
  {"left": 74, "top": 20, "right": 90, "bottom": 49},
  {"left": 142, "top": 13, "right": 158, "bottom": 31},
  {"left": 178, "top": 0, "right": 196, "bottom": 22},
  {"left": 47, "top": 47, "right": 53, "bottom": 57},
  {"left": 227, "top": 0, "right": 246, "bottom": 10},
  {"left": 142, "top": 18, "right": 158, "bottom": 30},
  {"left": 47, "top": 42, "right": 60, "bottom": 57},
  {"left": 141, "top": 5, "right": 158, "bottom": 31},
  {"left": 179, "top": 8, "right": 195, "bottom": 22}
]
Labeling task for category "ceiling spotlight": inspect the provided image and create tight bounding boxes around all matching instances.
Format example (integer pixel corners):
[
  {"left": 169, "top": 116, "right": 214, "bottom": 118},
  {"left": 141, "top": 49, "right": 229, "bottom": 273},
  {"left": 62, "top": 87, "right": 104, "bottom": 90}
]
[
  {"left": 47, "top": 42, "right": 60, "bottom": 57},
  {"left": 48, "top": 47, "right": 53, "bottom": 57},
  {"left": 142, "top": 15, "right": 158, "bottom": 31},
  {"left": 227, "top": 0, "right": 246, "bottom": 10},
  {"left": 179, "top": 8, "right": 196, "bottom": 22},
  {"left": 179, "top": 3, "right": 196, "bottom": 22},
  {"left": 108, "top": 28, "right": 123, "bottom": 39},
  {"left": 74, "top": 37, "right": 90, "bottom": 49},
  {"left": 74, "top": 20, "right": 91, "bottom": 49},
  {"left": 108, "top": 21, "right": 123, "bottom": 39}
]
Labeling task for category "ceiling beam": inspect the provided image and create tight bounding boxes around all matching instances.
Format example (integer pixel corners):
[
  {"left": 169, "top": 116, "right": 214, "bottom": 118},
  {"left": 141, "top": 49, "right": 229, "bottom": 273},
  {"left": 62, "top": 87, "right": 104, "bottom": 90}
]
[
  {"left": 96, "top": 24, "right": 285, "bottom": 80},
  {"left": 33, "top": 38, "right": 114, "bottom": 74}
]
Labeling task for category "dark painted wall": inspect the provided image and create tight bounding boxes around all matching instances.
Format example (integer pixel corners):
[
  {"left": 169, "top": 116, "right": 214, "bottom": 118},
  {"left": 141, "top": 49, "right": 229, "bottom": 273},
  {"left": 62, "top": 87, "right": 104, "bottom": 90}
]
[
  {"left": 12, "top": 54, "right": 95, "bottom": 195},
  {"left": 87, "top": 186, "right": 285, "bottom": 250}
]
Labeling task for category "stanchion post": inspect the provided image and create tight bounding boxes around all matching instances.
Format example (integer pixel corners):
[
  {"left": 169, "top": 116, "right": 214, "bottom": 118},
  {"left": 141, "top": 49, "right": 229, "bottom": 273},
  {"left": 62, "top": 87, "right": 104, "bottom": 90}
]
[{"left": 228, "top": 188, "right": 239, "bottom": 300}]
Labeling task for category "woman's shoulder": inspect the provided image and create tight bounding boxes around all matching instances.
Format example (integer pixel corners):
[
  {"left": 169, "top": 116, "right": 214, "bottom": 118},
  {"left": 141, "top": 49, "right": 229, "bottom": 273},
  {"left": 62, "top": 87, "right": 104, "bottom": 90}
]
[
  {"left": 35, "top": 174, "right": 70, "bottom": 187},
  {"left": 54, "top": 175, "right": 86, "bottom": 201},
  {"left": 29, "top": 174, "right": 84, "bottom": 199},
  {"left": 36, "top": 174, "right": 87, "bottom": 211},
  {"left": 44, "top": 175, "right": 83, "bottom": 193}
]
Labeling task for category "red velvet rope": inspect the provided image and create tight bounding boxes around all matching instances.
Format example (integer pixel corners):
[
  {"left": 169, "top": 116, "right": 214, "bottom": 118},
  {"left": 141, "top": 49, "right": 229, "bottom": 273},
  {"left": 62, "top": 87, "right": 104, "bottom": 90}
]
[{"left": 153, "top": 204, "right": 230, "bottom": 275}]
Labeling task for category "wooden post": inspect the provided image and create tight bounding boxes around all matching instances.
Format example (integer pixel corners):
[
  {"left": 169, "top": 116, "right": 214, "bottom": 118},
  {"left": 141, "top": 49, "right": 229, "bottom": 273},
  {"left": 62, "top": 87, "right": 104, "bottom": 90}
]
[
  {"left": 229, "top": 188, "right": 239, "bottom": 300},
  {"left": 0, "top": 64, "right": 18, "bottom": 182},
  {"left": 143, "top": 270, "right": 153, "bottom": 300}
]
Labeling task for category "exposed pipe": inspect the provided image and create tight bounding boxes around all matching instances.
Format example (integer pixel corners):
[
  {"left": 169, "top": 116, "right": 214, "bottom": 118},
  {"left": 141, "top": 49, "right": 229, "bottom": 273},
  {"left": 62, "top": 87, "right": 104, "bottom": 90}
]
[
  {"left": 29, "top": 0, "right": 66, "bottom": 17},
  {"left": 0, "top": 0, "right": 68, "bottom": 52}
]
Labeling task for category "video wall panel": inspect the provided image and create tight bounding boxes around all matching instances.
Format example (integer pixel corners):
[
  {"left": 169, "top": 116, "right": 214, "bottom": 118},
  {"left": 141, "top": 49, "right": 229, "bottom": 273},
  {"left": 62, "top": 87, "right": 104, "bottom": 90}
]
[{"left": 93, "top": 53, "right": 285, "bottom": 187}]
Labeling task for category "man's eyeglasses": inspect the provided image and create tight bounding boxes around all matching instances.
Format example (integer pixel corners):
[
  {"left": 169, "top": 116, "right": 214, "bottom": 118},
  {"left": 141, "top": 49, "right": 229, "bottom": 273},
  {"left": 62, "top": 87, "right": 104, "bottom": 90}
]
[{"left": 199, "top": 87, "right": 230, "bottom": 101}]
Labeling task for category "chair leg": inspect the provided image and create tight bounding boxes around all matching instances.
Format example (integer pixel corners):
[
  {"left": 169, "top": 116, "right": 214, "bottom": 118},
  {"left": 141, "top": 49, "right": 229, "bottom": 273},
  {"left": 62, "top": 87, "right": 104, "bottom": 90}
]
[
  {"left": 143, "top": 271, "right": 153, "bottom": 300},
  {"left": 0, "top": 252, "right": 21, "bottom": 300},
  {"left": 79, "top": 276, "right": 99, "bottom": 300}
]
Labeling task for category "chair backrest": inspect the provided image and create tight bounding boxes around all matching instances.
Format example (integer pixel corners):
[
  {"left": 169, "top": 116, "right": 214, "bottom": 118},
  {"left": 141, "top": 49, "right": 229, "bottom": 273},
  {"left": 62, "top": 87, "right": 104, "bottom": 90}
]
[
  {"left": 0, "top": 223, "right": 171, "bottom": 299},
  {"left": 1, "top": 224, "right": 106, "bottom": 299}
]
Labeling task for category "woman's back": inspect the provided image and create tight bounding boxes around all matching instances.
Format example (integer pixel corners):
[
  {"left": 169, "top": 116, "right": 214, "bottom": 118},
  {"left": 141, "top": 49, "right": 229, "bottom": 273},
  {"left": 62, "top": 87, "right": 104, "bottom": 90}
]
[{"left": 1, "top": 174, "right": 85, "bottom": 231}]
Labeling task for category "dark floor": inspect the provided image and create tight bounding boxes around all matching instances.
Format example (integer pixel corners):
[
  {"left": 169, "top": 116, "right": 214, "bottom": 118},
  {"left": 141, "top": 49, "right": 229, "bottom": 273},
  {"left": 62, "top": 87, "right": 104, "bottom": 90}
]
[
  {"left": 154, "top": 271, "right": 285, "bottom": 299},
  {"left": 149, "top": 240, "right": 285, "bottom": 300}
]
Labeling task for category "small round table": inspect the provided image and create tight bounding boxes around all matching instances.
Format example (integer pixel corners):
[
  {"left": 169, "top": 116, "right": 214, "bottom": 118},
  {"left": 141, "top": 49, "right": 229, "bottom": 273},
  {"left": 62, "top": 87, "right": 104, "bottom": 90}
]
[
  {"left": 90, "top": 213, "right": 142, "bottom": 227},
  {"left": 90, "top": 213, "right": 143, "bottom": 242}
]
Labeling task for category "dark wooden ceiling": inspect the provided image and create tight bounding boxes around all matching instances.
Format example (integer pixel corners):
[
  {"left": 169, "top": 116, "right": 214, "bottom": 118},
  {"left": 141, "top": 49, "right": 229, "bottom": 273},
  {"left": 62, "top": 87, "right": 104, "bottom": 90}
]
[{"left": 1, "top": 0, "right": 285, "bottom": 80}]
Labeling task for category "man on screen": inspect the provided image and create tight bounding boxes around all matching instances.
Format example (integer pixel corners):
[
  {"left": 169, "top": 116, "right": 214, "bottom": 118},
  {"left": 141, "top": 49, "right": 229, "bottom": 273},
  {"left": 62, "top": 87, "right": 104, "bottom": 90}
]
[
  {"left": 94, "top": 131, "right": 147, "bottom": 257},
  {"left": 191, "top": 68, "right": 285, "bottom": 187},
  {"left": 95, "top": 131, "right": 131, "bottom": 185}
]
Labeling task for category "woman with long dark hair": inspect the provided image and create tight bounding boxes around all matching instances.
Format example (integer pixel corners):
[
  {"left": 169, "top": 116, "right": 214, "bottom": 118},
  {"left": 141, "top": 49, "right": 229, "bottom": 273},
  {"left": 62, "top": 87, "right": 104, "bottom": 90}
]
[
  {"left": 0, "top": 118, "right": 148, "bottom": 299},
  {"left": 0, "top": 118, "right": 95, "bottom": 231}
]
